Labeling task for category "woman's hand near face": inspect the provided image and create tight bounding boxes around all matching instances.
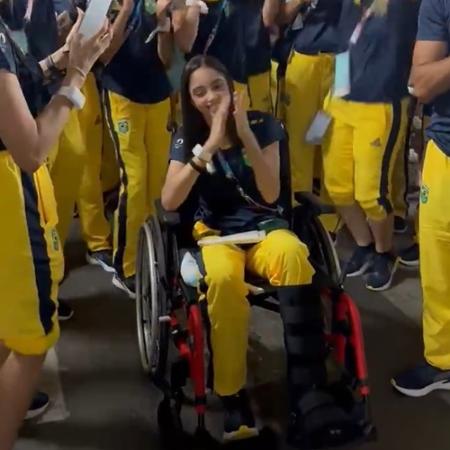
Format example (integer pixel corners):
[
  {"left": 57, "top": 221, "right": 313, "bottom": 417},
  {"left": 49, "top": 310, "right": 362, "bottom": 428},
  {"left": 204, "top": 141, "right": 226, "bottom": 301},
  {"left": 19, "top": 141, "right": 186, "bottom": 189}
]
[
  {"left": 204, "top": 94, "right": 230, "bottom": 153},
  {"left": 233, "top": 90, "right": 251, "bottom": 140}
]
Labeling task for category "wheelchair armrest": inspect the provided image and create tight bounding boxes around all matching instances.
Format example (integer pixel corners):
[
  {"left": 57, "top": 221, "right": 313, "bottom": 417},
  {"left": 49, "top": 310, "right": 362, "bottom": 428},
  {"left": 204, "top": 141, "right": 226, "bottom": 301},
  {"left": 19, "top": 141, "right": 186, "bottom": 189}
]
[
  {"left": 294, "top": 192, "right": 335, "bottom": 216},
  {"left": 155, "top": 199, "right": 181, "bottom": 227}
]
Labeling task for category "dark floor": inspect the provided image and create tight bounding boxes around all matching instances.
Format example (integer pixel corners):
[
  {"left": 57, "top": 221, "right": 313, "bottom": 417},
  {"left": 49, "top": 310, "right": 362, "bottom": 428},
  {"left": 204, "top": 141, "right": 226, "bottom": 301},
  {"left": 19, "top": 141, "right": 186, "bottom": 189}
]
[{"left": 16, "top": 223, "right": 450, "bottom": 450}]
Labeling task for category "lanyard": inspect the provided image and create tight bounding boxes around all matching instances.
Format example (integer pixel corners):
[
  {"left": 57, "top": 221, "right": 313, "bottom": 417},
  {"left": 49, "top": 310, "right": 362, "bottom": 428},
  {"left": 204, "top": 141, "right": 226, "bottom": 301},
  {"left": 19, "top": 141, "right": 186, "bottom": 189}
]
[
  {"left": 203, "top": 0, "right": 228, "bottom": 54},
  {"left": 216, "top": 151, "right": 283, "bottom": 215},
  {"left": 349, "top": 5, "right": 373, "bottom": 46}
]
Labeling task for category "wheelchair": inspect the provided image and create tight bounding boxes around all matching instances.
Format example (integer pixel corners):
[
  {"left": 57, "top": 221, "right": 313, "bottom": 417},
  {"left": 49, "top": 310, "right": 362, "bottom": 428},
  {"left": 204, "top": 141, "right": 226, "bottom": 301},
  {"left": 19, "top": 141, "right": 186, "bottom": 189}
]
[{"left": 135, "top": 131, "right": 376, "bottom": 449}]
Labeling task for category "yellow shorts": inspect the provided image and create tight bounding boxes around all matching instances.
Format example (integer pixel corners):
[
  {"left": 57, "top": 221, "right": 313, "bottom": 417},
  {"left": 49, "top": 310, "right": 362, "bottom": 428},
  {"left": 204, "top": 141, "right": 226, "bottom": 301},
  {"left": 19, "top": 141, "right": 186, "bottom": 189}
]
[
  {"left": 0, "top": 153, "right": 63, "bottom": 355},
  {"left": 234, "top": 70, "right": 273, "bottom": 114},
  {"left": 322, "top": 97, "right": 409, "bottom": 221}
]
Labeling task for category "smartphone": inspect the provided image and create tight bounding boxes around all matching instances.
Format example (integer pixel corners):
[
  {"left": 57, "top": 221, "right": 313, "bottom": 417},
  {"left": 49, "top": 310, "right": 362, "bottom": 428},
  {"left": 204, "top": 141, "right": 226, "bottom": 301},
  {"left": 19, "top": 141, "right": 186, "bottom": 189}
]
[{"left": 78, "top": 0, "right": 113, "bottom": 38}]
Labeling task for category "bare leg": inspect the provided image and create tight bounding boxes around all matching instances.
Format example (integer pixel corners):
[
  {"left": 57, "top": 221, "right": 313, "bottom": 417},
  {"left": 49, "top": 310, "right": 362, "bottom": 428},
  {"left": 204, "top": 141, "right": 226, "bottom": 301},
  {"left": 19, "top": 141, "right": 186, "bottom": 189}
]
[
  {"left": 337, "top": 204, "right": 373, "bottom": 246},
  {"left": 0, "top": 352, "right": 45, "bottom": 450},
  {"left": 368, "top": 214, "right": 394, "bottom": 253},
  {"left": 0, "top": 343, "right": 10, "bottom": 370}
]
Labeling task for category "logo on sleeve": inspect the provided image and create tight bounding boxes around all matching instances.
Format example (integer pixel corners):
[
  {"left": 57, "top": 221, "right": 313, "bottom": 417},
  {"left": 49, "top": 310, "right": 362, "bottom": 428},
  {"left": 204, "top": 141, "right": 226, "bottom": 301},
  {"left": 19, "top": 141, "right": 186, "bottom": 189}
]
[
  {"left": 175, "top": 138, "right": 184, "bottom": 148},
  {"left": 117, "top": 120, "right": 129, "bottom": 134},
  {"left": 420, "top": 185, "right": 429, "bottom": 204}
]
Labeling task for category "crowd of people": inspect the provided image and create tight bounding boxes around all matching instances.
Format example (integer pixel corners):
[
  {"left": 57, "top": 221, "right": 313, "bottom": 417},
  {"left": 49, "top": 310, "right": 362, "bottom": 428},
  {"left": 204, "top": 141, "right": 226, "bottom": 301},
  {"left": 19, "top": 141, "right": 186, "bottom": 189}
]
[{"left": 1, "top": 0, "right": 450, "bottom": 448}]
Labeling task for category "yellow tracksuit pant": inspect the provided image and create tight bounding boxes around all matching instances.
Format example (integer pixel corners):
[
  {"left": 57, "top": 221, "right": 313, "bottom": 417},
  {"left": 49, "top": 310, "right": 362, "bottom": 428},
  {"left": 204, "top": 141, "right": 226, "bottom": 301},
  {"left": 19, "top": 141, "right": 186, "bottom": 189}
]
[
  {"left": 77, "top": 73, "right": 112, "bottom": 252},
  {"left": 420, "top": 140, "right": 450, "bottom": 369},
  {"left": 49, "top": 109, "right": 86, "bottom": 247},
  {"left": 201, "top": 229, "right": 315, "bottom": 396},
  {"left": 234, "top": 70, "right": 273, "bottom": 114},
  {"left": 101, "top": 123, "right": 120, "bottom": 194},
  {"left": 283, "top": 52, "right": 333, "bottom": 193},
  {"left": 322, "top": 97, "right": 409, "bottom": 221},
  {"left": 107, "top": 92, "right": 171, "bottom": 278},
  {"left": 0, "top": 153, "right": 63, "bottom": 354}
]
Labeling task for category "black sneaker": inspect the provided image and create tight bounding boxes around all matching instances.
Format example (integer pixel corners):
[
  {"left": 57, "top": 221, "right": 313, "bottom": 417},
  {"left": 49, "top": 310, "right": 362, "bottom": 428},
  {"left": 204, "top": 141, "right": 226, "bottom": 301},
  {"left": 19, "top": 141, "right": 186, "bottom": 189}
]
[
  {"left": 391, "top": 363, "right": 450, "bottom": 397},
  {"left": 344, "top": 244, "right": 375, "bottom": 278},
  {"left": 394, "top": 216, "right": 408, "bottom": 234},
  {"left": 221, "top": 390, "right": 259, "bottom": 442},
  {"left": 25, "top": 391, "right": 50, "bottom": 420},
  {"left": 86, "top": 250, "right": 115, "bottom": 273},
  {"left": 58, "top": 300, "right": 74, "bottom": 321},
  {"left": 112, "top": 274, "right": 136, "bottom": 299},
  {"left": 399, "top": 243, "right": 419, "bottom": 267},
  {"left": 365, "top": 252, "right": 398, "bottom": 291}
]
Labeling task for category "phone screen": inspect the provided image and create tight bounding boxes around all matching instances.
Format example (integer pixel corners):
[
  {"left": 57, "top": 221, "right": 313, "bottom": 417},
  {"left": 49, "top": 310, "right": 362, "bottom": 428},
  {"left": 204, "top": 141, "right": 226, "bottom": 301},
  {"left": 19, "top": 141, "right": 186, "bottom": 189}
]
[{"left": 78, "top": 0, "right": 113, "bottom": 38}]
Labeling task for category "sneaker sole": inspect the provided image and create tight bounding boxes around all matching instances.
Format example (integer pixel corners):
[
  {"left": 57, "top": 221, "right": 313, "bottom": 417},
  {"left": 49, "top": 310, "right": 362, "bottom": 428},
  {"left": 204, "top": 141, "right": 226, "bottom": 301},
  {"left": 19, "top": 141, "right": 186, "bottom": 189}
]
[
  {"left": 345, "top": 261, "right": 372, "bottom": 278},
  {"left": 112, "top": 276, "right": 136, "bottom": 300},
  {"left": 86, "top": 254, "right": 116, "bottom": 274},
  {"left": 223, "top": 426, "right": 259, "bottom": 442},
  {"left": 391, "top": 378, "right": 450, "bottom": 398},
  {"left": 399, "top": 258, "right": 419, "bottom": 268},
  {"left": 25, "top": 402, "right": 50, "bottom": 420},
  {"left": 58, "top": 311, "right": 74, "bottom": 322},
  {"left": 365, "top": 259, "right": 399, "bottom": 292}
]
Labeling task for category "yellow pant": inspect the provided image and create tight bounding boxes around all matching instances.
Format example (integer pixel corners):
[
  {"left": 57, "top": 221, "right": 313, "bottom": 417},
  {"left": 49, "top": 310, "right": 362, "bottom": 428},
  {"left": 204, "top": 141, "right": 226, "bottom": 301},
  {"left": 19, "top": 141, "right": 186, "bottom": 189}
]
[
  {"left": 49, "top": 110, "right": 86, "bottom": 246},
  {"left": 107, "top": 92, "right": 171, "bottom": 278},
  {"left": 283, "top": 52, "right": 333, "bottom": 193},
  {"left": 322, "top": 98, "right": 409, "bottom": 221},
  {"left": 77, "top": 73, "right": 112, "bottom": 252},
  {"left": 420, "top": 141, "right": 450, "bottom": 369},
  {"left": 0, "top": 154, "right": 63, "bottom": 354},
  {"left": 392, "top": 141, "right": 409, "bottom": 219},
  {"left": 101, "top": 110, "right": 121, "bottom": 194},
  {"left": 201, "top": 229, "right": 315, "bottom": 396},
  {"left": 234, "top": 70, "right": 273, "bottom": 114}
]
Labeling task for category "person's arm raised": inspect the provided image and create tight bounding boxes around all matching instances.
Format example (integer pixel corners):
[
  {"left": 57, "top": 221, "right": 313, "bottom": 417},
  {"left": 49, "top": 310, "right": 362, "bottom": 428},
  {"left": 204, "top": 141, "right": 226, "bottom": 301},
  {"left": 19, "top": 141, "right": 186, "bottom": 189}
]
[
  {"left": 156, "top": 0, "right": 174, "bottom": 67},
  {"left": 0, "top": 23, "right": 112, "bottom": 173}
]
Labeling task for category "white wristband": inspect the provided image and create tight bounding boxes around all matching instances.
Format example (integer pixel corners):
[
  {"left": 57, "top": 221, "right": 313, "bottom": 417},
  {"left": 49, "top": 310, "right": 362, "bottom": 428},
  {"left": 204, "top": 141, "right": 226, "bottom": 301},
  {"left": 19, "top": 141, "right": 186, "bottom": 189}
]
[{"left": 192, "top": 144, "right": 215, "bottom": 173}]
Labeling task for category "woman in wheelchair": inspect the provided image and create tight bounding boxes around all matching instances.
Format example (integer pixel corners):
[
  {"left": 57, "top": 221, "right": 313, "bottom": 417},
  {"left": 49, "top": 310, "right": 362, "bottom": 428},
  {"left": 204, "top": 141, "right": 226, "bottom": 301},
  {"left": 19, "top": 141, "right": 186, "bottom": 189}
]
[{"left": 161, "top": 55, "right": 358, "bottom": 447}]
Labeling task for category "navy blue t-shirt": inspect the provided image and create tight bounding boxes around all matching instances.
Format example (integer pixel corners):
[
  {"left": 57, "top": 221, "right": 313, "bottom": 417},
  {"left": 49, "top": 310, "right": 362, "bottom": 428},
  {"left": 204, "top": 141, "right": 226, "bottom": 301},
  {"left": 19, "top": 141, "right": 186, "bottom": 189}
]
[
  {"left": 346, "top": 0, "right": 419, "bottom": 103},
  {"left": 102, "top": 12, "right": 172, "bottom": 104},
  {"left": 241, "top": 0, "right": 272, "bottom": 77},
  {"left": 417, "top": 0, "right": 450, "bottom": 155},
  {"left": 187, "top": 0, "right": 247, "bottom": 84},
  {"left": 293, "top": 0, "right": 344, "bottom": 54},
  {"left": 169, "top": 111, "right": 285, "bottom": 235}
]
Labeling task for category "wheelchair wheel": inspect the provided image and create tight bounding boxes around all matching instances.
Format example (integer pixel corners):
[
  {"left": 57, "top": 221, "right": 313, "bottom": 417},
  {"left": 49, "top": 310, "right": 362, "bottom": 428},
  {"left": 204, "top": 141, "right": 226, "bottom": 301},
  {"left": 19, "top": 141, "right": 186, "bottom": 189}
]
[{"left": 136, "top": 217, "right": 169, "bottom": 378}]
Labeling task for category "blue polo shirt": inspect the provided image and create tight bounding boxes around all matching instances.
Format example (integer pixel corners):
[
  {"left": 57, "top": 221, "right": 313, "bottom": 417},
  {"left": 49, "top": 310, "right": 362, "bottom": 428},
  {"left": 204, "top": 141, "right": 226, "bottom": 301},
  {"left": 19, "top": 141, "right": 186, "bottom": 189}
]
[
  {"left": 187, "top": 0, "right": 247, "bottom": 84},
  {"left": 169, "top": 111, "right": 285, "bottom": 234},
  {"left": 102, "top": 11, "right": 172, "bottom": 104},
  {"left": 345, "top": 0, "right": 419, "bottom": 103},
  {"left": 416, "top": 0, "right": 450, "bottom": 156}
]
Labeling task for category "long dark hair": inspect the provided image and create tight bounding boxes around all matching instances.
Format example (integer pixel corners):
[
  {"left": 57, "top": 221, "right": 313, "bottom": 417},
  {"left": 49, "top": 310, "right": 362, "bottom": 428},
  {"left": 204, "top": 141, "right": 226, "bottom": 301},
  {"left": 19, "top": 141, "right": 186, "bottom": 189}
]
[{"left": 180, "top": 55, "right": 240, "bottom": 158}]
